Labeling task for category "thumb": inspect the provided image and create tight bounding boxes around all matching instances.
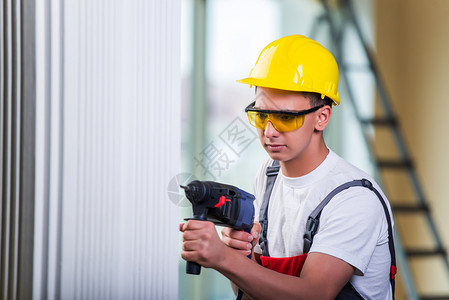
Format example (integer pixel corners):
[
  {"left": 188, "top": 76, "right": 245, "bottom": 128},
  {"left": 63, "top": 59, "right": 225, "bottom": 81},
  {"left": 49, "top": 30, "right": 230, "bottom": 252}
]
[{"left": 251, "top": 221, "right": 262, "bottom": 240}]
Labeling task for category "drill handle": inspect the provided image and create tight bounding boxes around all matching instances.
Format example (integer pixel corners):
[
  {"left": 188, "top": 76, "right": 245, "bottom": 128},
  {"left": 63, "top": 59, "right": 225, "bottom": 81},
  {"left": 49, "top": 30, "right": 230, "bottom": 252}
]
[
  {"left": 186, "top": 215, "right": 207, "bottom": 275},
  {"left": 186, "top": 261, "right": 202, "bottom": 275}
]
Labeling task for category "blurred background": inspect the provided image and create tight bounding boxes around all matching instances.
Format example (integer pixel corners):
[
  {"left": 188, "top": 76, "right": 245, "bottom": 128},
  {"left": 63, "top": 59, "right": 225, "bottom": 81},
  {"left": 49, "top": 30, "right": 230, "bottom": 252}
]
[
  {"left": 1, "top": 0, "right": 448, "bottom": 299},
  {"left": 179, "top": 0, "right": 449, "bottom": 299}
]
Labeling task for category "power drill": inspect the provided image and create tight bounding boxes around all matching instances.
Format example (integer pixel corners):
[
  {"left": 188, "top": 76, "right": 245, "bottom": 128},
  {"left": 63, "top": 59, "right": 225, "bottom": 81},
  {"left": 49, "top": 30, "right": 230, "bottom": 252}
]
[{"left": 181, "top": 180, "right": 255, "bottom": 275}]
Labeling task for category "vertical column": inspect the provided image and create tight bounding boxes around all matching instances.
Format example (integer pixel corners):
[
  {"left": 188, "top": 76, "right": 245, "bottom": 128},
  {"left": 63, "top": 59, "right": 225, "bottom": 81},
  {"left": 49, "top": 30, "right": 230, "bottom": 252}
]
[
  {"left": 34, "top": 0, "right": 181, "bottom": 299},
  {"left": 1, "top": 0, "right": 36, "bottom": 299}
]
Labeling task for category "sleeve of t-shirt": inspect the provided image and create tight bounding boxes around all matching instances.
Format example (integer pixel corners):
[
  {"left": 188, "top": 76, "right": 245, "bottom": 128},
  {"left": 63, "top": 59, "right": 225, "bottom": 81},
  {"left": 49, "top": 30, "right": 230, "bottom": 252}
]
[{"left": 308, "top": 186, "right": 388, "bottom": 275}]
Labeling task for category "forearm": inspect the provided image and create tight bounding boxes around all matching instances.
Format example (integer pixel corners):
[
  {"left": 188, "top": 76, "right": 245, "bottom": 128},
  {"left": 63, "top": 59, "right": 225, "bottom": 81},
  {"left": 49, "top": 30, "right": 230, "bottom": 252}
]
[
  {"left": 181, "top": 221, "right": 349, "bottom": 299},
  {"left": 216, "top": 248, "right": 327, "bottom": 300}
]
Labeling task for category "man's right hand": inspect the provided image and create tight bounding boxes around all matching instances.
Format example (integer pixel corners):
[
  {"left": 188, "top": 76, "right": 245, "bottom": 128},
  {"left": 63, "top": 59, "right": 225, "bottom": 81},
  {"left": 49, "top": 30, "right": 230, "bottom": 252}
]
[{"left": 221, "top": 221, "right": 262, "bottom": 258}]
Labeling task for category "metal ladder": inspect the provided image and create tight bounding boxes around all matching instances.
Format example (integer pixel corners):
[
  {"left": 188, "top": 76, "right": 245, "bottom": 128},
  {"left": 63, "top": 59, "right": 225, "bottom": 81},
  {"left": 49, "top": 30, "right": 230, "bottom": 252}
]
[{"left": 310, "top": 0, "right": 449, "bottom": 299}]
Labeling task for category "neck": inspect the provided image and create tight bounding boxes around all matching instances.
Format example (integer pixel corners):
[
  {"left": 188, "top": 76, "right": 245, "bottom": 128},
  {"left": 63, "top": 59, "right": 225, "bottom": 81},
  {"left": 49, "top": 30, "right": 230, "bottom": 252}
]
[{"left": 280, "top": 137, "right": 329, "bottom": 177}]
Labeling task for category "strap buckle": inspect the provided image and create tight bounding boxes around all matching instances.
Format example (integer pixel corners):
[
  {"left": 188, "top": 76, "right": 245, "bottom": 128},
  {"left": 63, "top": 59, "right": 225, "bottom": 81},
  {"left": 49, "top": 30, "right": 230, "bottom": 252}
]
[
  {"left": 303, "top": 217, "right": 320, "bottom": 253},
  {"left": 266, "top": 165, "right": 280, "bottom": 176}
]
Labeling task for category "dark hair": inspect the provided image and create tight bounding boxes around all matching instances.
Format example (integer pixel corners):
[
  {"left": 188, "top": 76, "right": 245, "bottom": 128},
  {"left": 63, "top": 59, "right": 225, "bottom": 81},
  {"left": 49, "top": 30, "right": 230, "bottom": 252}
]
[
  {"left": 302, "top": 92, "right": 334, "bottom": 108},
  {"left": 254, "top": 87, "right": 334, "bottom": 107}
]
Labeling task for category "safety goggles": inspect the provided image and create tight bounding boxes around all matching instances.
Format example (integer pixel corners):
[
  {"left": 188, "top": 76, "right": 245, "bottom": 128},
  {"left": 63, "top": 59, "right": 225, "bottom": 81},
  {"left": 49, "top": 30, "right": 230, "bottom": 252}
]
[{"left": 245, "top": 101, "right": 323, "bottom": 132}]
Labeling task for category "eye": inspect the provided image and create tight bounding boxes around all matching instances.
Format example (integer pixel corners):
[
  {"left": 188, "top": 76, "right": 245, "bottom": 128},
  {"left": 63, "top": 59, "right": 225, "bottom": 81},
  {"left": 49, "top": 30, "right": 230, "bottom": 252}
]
[
  {"left": 277, "top": 114, "right": 295, "bottom": 122},
  {"left": 256, "top": 112, "right": 268, "bottom": 120}
]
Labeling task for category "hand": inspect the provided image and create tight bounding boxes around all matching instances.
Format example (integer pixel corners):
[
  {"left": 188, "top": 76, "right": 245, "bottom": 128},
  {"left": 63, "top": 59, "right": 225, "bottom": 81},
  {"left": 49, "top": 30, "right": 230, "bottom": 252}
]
[
  {"left": 221, "top": 221, "right": 262, "bottom": 258},
  {"left": 180, "top": 220, "right": 227, "bottom": 269}
]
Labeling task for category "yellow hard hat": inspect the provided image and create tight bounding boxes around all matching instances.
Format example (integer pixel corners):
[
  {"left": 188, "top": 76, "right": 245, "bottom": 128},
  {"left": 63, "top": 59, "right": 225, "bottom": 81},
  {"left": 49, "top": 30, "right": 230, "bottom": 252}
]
[{"left": 237, "top": 35, "right": 340, "bottom": 105}]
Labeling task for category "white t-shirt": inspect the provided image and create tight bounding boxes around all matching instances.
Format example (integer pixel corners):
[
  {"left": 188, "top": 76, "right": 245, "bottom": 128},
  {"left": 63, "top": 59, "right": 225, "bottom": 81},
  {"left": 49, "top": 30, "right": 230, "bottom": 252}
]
[{"left": 253, "top": 150, "right": 394, "bottom": 300}]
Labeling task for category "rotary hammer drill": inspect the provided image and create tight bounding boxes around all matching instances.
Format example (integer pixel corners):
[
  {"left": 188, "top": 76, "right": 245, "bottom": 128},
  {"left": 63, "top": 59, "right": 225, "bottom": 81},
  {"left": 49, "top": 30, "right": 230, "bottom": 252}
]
[{"left": 181, "top": 180, "right": 256, "bottom": 275}]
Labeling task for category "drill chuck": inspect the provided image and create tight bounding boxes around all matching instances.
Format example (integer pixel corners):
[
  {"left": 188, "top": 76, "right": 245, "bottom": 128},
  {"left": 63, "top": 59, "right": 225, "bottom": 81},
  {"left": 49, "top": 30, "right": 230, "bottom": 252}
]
[{"left": 181, "top": 181, "right": 207, "bottom": 204}]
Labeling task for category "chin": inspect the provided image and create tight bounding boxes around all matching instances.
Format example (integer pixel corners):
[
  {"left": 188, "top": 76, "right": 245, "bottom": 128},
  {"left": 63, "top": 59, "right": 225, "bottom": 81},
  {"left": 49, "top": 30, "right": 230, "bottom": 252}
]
[{"left": 266, "top": 150, "right": 285, "bottom": 161}]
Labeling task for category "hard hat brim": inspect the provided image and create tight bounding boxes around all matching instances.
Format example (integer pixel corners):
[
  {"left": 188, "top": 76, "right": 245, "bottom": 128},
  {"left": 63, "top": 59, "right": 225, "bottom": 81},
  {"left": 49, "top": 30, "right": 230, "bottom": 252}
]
[{"left": 236, "top": 77, "right": 340, "bottom": 106}]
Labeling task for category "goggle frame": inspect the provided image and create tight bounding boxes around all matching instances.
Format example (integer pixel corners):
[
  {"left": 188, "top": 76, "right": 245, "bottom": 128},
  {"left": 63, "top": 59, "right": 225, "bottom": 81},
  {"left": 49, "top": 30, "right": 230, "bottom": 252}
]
[{"left": 244, "top": 101, "right": 324, "bottom": 132}]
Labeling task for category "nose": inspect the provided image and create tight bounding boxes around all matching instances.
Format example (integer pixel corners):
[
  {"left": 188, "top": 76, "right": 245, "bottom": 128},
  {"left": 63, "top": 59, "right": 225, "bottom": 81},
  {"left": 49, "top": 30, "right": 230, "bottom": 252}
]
[{"left": 264, "top": 121, "right": 280, "bottom": 138}]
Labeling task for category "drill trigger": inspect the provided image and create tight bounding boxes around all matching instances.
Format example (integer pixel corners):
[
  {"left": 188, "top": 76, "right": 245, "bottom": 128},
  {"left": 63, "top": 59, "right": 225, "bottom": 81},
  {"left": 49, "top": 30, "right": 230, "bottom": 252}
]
[{"left": 214, "top": 195, "right": 229, "bottom": 207}]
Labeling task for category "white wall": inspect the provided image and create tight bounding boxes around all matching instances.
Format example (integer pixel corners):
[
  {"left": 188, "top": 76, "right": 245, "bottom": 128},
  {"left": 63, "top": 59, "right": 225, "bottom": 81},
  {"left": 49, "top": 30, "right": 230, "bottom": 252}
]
[{"left": 34, "top": 0, "right": 180, "bottom": 299}]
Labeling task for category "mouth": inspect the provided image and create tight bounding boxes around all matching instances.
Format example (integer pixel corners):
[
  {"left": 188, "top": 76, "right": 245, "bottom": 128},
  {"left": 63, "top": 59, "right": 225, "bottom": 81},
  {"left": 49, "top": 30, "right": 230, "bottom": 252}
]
[{"left": 266, "top": 144, "right": 285, "bottom": 152}]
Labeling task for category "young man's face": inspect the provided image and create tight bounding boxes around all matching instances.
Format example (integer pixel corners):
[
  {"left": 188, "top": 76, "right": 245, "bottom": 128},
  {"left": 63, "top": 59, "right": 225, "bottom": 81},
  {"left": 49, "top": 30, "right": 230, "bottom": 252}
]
[{"left": 253, "top": 87, "right": 324, "bottom": 163}]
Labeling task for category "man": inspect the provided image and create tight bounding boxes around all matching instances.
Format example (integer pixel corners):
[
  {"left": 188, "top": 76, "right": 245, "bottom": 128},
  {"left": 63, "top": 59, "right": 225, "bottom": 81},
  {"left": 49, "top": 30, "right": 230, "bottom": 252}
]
[{"left": 181, "top": 35, "right": 395, "bottom": 299}]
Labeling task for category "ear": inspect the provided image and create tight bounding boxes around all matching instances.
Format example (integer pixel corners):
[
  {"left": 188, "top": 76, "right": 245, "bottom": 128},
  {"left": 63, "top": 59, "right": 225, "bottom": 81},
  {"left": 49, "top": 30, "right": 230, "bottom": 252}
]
[{"left": 315, "top": 106, "right": 332, "bottom": 132}]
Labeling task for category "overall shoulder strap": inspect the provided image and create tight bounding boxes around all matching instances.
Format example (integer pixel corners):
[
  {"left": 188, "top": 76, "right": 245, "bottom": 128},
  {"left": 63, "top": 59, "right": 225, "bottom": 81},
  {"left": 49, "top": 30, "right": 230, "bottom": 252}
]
[
  {"left": 303, "top": 179, "right": 397, "bottom": 297},
  {"left": 259, "top": 160, "right": 280, "bottom": 257}
]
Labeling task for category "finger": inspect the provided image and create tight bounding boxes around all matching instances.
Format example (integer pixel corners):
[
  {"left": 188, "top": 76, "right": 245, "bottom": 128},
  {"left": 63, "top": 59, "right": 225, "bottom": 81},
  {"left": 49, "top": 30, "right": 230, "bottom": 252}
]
[
  {"left": 182, "top": 230, "right": 198, "bottom": 242},
  {"left": 251, "top": 221, "right": 262, "bottom": 241},
  {"left": 181, "top": 249, "right": 196, "bottom": 262},
  {"left": 182, "top": 240, "right": 202, "bottom": 252},
  {"left": 240, "top": 249, "right": 252, "bottom": 256},
  {"left": 229, "top": 229, "right": 254, "bottom": 242},
  {"left": 179, "top": 223, "right": 185, "bottom": 232},
  {"left": 252, "top": 221, "right": 262, "bottom": 235},
  {"left": 183, "top": 220, "right": 215, "bottom": 231},
  {"left": 222, "top": 235, "right": 253, "bottom": 251},
  {"left": 221, "top": 227, "right": 233, "bottom": 237},
  {"left": 221, "top": 227, "right": 252, "bottom": 241},
  {"left": 183, "top": 228, "right": 212, "bottom": 242},
  {"left": 218, "top": 243, "right": 251, "bottom": 257}
]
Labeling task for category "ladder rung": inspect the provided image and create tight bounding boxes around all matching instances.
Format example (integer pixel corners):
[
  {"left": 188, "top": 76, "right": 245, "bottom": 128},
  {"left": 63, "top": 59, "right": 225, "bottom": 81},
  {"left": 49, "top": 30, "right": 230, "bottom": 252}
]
[
  {"left": 406, "top": 248, "right": 447, "bottom": 257},
  {"left": 377, "top": 159, "right": 413, "bottom": 169},
  {"left": 360, "top": 117, "right": 397, "bottom": 126},
  {"left": 420, "top": 296, "right": 449, "bottom": 300},
  {"left": 392, "top": 203, "right": 429, "bottom": 213}
]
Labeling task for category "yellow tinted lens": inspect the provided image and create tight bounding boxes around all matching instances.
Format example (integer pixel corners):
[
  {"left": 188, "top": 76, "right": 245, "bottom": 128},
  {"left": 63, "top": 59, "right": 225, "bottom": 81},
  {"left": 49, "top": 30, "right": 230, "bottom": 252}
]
[
  {"left": 247, "top": 111, "right": 257, "bottom": 127},
  {"left": 271, "top": 113, "right": 304, "bottom": 132},
  {"left": 247, "top": 111, "right": 305, "bottom": 132},
  {"left": 255, "top": 112, "right": 269, "bottom": 129},
  {"left": 247, "top": 111, "right": 268, "bottom": 129}
]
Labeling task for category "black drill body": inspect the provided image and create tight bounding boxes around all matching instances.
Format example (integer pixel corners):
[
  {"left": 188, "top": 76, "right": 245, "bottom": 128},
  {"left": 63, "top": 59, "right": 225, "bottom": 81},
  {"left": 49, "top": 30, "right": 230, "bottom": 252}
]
[{"left": 181, "top": 180, "right": 256, "bottom": 274}]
